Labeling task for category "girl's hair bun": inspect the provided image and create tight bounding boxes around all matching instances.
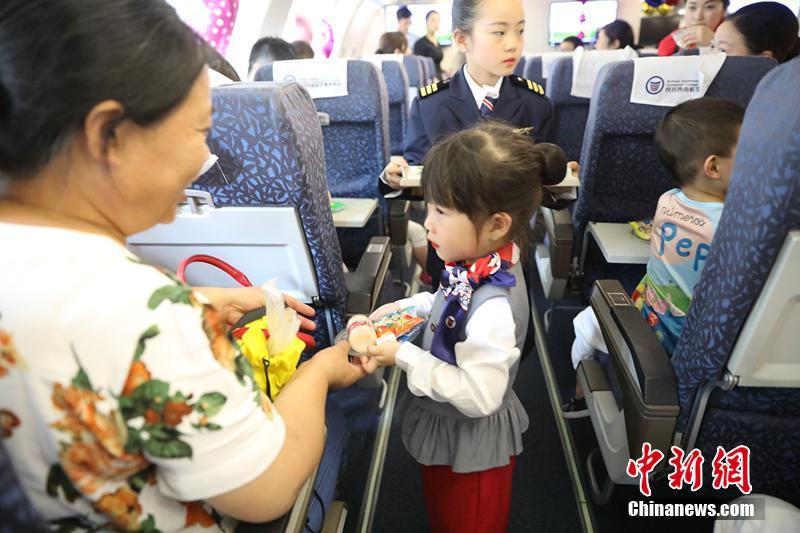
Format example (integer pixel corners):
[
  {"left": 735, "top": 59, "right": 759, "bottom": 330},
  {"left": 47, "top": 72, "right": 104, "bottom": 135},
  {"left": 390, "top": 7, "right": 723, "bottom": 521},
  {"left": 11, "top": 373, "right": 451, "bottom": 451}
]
[{"left": 532, "top": 143, "right": 568, "bottom": 187}]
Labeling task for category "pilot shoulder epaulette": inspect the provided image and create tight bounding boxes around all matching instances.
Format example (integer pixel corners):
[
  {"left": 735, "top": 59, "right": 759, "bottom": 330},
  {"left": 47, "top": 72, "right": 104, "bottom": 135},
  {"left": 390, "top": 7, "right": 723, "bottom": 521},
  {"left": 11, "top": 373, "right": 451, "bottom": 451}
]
[
  {"left": 509, "top": 75, "right": 545, "bottom": 97},
  {"left": 419, "top": 79, "right": 450, "bottom": 99}
]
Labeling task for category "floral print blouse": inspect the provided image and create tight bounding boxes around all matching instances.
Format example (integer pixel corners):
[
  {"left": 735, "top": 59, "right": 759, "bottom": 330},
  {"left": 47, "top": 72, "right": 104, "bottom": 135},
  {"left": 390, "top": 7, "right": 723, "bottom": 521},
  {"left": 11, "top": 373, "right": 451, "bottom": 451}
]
[{"left": 0, "top": 224, "right": 285, "bottom": 531}]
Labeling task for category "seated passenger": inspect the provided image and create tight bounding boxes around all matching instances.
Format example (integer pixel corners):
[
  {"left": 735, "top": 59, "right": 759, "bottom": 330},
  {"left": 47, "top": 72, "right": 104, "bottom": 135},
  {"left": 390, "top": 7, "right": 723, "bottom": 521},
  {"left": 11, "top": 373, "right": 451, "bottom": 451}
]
[
  {"left": 711, "top": 1, "right": 800, "bottom": 63},
  {"left": 658, "top": 0, "right": 728, "bottom": 56},
  {"left": 595, "top": 20, "right": 635, "bottom": 50},
  {"left": 248, "top": 36, "right": 297, "bottom": 80},
  {"left": 292, "top": 39, "right": 315, "bottom": 59},
  {"left": 0, "top": 0, "right": 372, "bottom": 528},
  {"left": 376, "top": 31, "right": 408, "bottom": 55},
  {"left": 559, "top": 36, "right": 584, "bottom": 52},
  {"left": 563, "top": 97, "right": 745, "bottom": 415}
]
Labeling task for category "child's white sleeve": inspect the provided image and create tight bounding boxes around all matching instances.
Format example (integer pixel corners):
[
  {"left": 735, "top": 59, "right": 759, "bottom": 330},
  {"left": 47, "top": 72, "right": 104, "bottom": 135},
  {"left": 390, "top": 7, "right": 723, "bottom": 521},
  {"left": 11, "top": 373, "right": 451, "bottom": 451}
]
[
  {"left": 395, "top": 296, "right": 518, "bottom": 418},
  {"left": 396, "top": 291, "right": 436, "bottom": 318}
]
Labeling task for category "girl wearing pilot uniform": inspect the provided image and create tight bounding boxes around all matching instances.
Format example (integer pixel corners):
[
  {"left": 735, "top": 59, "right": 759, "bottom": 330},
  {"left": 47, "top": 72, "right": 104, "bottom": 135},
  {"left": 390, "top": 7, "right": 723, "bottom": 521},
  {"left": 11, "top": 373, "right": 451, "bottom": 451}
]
[{"left": 380, "top": 0, "right": 563, "bottom": 280}]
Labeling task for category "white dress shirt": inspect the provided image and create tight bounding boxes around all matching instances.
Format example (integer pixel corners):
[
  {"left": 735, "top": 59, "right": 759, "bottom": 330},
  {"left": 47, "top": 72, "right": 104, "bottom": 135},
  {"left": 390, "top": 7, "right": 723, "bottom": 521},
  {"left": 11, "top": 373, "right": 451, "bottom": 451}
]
[
  {"left": 462, "top": 64, "right": 504, "bottom": 111},
  {"left": 394, "top": 290, "right": 520, "bottom": 418}
]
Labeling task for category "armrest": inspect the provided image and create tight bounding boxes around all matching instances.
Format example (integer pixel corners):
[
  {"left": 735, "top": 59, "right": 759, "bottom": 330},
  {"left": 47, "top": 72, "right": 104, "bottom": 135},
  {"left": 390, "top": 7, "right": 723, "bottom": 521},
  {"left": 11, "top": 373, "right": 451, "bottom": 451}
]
[
  {"left": 388, "top": 200, "right": 410, "bottom": 246},
  {"left": 590, "top": 280, "right": 679, "bottom": 458},
  {"left": 541, "top": 206, "right": 574, "bottom": 279},
  {"left": 345, "top": 236, "right": 392, "bottom": 315}
]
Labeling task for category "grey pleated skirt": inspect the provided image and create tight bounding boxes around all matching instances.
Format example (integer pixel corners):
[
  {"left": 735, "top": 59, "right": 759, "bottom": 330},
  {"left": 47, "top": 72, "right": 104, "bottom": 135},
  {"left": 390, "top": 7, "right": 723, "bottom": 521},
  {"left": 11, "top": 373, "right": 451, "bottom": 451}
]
[{"left": 401, "top": 390, "right": 529, "bottom": 473}]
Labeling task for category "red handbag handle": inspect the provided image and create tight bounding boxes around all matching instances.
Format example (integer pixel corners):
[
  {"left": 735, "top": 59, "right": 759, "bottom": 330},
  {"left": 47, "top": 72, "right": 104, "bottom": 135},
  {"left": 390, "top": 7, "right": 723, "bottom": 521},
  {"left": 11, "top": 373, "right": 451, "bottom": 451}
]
[
  {"left": 177, "top": 254, "right": 316, "bottom": 350},
  {"left": 177, "top": 254, "right": 253, "bottom": 287}
]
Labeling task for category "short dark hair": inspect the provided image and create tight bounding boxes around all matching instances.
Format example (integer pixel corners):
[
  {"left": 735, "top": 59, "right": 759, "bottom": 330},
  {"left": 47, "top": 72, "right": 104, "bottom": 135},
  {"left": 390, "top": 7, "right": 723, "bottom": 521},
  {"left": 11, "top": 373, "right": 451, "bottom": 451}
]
[
  {"left": 562, "top": 36, "right": 584, "bottom": 48},
  {"left": 0, "top": 0, "right": 207, "bottom": 179},
  {"left": 377, "top": 32, "right": 408, "bottom": 54},
  {"left": 426, "top": 10, "right": 439, "bottom": 21},
  {"left": 655, "top": 97, "right": 745, "bottom": 187},
  {"left": 600, "top": 20, "right": 634, "bottom": 49},
  {"left": 292, "top": 40, "right": 315, "bottom": 59},
  {"left": 248, "top": 37, "right": 296, "bottom": 73},
  {"left": 396, "top": 6, "right": 412, "bottom": 21},
  {"left": 423, "top": 121, "right": 566, "bottom": 252},
  {"left": 727, "top": 1, "right": 800, "bottom": 63}
]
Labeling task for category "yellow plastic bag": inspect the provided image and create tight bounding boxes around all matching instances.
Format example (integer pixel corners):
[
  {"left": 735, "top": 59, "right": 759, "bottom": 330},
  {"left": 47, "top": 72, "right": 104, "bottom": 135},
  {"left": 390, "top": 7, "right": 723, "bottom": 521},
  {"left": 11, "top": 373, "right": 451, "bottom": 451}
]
[{"left": 235, "top": 316, "right": 305, "bottom": 400}]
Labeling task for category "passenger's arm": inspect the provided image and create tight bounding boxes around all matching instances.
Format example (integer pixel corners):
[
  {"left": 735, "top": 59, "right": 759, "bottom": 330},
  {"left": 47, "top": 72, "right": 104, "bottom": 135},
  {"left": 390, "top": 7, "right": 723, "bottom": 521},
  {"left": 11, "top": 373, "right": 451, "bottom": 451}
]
[
  {"left": 206, "top": 342, "right": 368, "bottom": 523},
  {"left": 393, "top": 297, "right": 518, "bottom": 417}
]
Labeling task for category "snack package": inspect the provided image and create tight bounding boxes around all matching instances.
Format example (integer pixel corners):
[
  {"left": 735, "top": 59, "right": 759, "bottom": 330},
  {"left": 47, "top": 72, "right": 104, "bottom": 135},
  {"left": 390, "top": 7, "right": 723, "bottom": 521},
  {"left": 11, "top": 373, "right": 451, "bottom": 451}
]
[
  {"left": 336, "top": 306, "right": 425, "bottom": 354},
  {"left": 372, "top": 306, "right": 425, "bottom": 342}
]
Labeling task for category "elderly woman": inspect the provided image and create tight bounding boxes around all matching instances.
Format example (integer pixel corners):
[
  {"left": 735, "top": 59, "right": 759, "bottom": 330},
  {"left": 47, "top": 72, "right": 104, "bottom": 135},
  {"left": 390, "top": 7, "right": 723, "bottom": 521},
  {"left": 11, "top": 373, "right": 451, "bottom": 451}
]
[{"left": 0, "top": 0, "right": 369, "bottom": 530}]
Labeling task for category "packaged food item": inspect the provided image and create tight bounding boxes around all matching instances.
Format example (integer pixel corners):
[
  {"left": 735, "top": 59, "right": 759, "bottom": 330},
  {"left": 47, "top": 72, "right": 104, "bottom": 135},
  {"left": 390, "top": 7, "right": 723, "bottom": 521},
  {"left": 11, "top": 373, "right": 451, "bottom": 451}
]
[
  {"left": 629, "top": 219, "right": 653, "bottom": 241},
  {"left": 336, "top": 307, "right": 426, "bottom": 355},
  {"left": 347, "top": 314, "right": 377, "bottom": 354},
  {"left": 373, "top": 307, "right": 425, "bottom": 341}
]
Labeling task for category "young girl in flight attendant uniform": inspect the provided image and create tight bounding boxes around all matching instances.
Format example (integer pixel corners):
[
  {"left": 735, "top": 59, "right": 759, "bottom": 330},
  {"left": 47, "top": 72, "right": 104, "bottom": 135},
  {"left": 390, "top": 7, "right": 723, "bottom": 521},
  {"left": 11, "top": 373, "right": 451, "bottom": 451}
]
[
  {"left": 368, "top": 122, "right": 567, "bottom": 532},
  {"left": 379, "top": 0, "right": 570, "bottom": 282}
]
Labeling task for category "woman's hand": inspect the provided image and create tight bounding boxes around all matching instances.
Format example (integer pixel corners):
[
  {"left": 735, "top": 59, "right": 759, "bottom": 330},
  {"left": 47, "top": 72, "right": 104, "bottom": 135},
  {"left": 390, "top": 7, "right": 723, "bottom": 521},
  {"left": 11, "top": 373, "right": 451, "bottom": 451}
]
[
  {"left": 194, "top": 286, "right": 316, "bottom": 330},
  {"left": 283, "top": 293, "right": 316, "bottom": 332},
  {"left": 312, "top": 341, "right": 376, "bottom": 389},
  {"left": 678, "top": 25, "right": 714, "bottom": 49},
  {"left": 383, "top": 157, "right": 408, "bottom": 190},
  {"left": 692, "top": 25, "right": 715, "bottom": 47}
]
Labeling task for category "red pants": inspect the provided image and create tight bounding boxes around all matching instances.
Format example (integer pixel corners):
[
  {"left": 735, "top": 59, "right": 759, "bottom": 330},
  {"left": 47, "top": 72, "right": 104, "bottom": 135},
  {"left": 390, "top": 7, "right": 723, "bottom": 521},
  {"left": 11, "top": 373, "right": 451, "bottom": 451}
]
[{"left": 419, "top": 456, "right": 517, "bottom": 533}]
